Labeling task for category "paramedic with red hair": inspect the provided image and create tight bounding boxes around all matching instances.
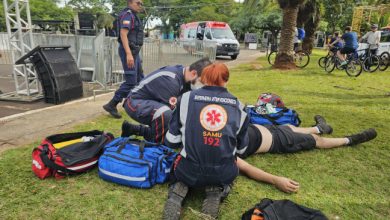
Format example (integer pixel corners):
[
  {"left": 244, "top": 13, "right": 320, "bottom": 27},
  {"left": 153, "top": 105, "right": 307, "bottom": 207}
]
[{"left": 162, "top": 63, "right": 251, "bottom": 219}]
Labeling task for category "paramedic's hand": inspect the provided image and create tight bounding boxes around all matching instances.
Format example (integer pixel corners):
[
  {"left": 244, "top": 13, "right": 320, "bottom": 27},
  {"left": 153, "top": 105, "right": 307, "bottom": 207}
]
[
  {"left": 127, "top": 54, "right": 135, "bottom": 69},
  {"left": 274, "top": 176, "right": 300, "bottom": 193}
]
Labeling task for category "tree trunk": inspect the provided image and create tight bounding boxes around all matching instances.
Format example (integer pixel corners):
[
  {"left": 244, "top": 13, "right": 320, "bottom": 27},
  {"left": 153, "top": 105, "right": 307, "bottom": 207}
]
[
  {"left": 302, "top": 6, "right": 320, "bottom": 54},
  {"left": 274, "top": 6, "right": 299, "bottom": 69}
]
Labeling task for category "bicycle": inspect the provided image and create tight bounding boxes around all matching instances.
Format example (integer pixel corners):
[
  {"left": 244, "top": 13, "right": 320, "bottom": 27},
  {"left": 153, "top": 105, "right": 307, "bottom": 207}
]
[
  {"left": 360, "top": 45, "right": 380, "bottom": 72},
  {"left": 378, "top": 51, "right": 389, "bottom": 71},
  {"left": 325, "top": 50, "right": 363, "bottom": 77},
  {"left": 268, "top": 48, "right": 310, "bottom": 68},
  {"left": 319, "top": 46, "right": 342, "bottom": 69}
]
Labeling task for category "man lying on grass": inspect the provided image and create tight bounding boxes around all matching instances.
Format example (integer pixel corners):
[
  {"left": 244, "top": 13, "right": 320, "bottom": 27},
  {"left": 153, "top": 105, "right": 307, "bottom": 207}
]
[
  {"left": 237, "top": 115, "right": 377, "bottom": 193},
  {"left": 162, "top": 63, "right": 377, "bottom": 219}
]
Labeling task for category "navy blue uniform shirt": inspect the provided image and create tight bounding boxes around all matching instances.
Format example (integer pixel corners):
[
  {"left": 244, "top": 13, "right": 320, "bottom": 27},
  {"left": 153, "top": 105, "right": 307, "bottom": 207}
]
[
  {"left": 118, "top": 8, "right": 144, "bottom": 46},
  {"left": 129, "top": 65, "right": 188, "bottom": 105},
  {"left": 166, "top": 86, "right": 250, "bottom": 164}
]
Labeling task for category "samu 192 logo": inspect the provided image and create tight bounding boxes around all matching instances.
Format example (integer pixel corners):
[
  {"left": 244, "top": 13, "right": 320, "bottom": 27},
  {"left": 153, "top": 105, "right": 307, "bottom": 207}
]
[{"left": 199, "top": 104, "right": 228, "bottom": 132}]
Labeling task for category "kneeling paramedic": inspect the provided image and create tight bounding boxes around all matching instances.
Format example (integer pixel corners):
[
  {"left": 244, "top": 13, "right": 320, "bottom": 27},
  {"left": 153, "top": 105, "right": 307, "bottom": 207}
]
[
  {"left": 122, "top": 58, "right": 212, "bottom": 143},
  {"left": 162, "top": 63, "right": 250, "bottom": 219}
]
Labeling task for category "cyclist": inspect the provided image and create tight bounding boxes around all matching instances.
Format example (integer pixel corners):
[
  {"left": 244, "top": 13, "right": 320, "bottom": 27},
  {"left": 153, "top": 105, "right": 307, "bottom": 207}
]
[
  {"left": 294, "top": 27, "right": 305, "bottom": 52},
  {"left": 360, "top": 24, "right": 381, "bottom": 55},
  {"left": 327, "top": 31, "right": 343, "bottom": 55},
  {"left": 329, "top": 26, "right": 359, "bottom": 66}
]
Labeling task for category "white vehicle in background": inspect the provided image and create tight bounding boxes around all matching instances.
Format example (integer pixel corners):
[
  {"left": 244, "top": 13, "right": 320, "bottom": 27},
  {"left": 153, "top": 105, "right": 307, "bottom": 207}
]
[
  {"left": 180, "top": 21, "right": 240, "bottom": 60},
  {"left": 358, "top": 30, "right": 390, "bottom": 71}
]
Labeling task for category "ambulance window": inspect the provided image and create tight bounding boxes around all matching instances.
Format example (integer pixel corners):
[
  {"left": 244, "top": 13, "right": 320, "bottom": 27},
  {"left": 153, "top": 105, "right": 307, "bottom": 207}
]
[{"left": 205, "top": 29, "right": 212, "bottom": 40}]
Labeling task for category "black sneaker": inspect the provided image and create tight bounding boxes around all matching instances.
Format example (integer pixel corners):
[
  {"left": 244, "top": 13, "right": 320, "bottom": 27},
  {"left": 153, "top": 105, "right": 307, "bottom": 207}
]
[
  {"left": 201, "top": 186, "right": 225, "bottom": 219},
  {"left": 314, "top": 115, "right": 333, "bottom": 135},
  {"left": 103, "top": 100, "right": 122, "bottom": 119},
  {"left": 346, "top": 128, "right": 377, "bottom": 146},
  {"left": 121, "top": 120, "right": 140, "bottom": 137},
  {"left": 162, "top": 182, "right": 189, "bottom": 220}
]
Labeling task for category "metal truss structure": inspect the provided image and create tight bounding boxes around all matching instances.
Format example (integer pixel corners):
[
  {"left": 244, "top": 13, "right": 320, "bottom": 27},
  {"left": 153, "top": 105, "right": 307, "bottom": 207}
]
[
  {"left": 1, "top": 0, "right": 42, "bottom": 102},
  {"left": 352, "top": 4, "right": 390, "bottom": 34}
]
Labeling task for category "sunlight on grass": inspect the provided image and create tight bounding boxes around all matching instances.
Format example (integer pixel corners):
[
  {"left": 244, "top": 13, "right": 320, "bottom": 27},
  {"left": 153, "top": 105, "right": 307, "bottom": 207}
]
[{"left": 1, "top": 50, "right": 389, "bottom": 219}]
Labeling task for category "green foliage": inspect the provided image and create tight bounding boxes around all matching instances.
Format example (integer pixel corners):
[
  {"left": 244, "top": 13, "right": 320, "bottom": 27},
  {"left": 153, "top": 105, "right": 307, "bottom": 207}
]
[
  {"left": 320, "top": 0, "right": 390, "bottom": 33},
  {"left": 231, "top": 0, "right": 281, "bottom": 36},
  {"left": 68, "top": 0, "right": 111, "bottom": 13},
  {"left": 29, "top": 0, "right": 74, "bottom": 21},
  {"left": 0, "top": 4, "right": 5, "bottom": 32},
  {"left": 185, "top": 6, "right": 229, "bottom": 23},
  {"left": 277, "top": 0, "right": 306, "bottom": 9},
  {"left": 0, "top": 0, "right": 73, "bottom": 32},
  {"left": 129, "top": 0, "right": 239, "bottom": 34},
  {"left": 96, "top": 13, "right": 115, "bottom": 29}
]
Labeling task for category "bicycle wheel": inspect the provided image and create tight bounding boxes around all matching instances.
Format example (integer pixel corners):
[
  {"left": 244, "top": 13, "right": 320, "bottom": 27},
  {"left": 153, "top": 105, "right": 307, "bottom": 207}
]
[
  {"left": 267, "top": 51, "right": 277, "bottom": 65},
  {"left": 294, "top": 51, "right": 310, "bottom": 68},
  {"left": 324, "top": 56, "right": 336, "bottom": 73},
  {"left": 379, "top": 52, "right": 389, "bottom": 71},
  {"left": 363, "top": 55, "right": 380, "bottom": 72},
  {"left": 346, "top": 59, "right": 363, "bottom": 77},
  {"left": 318, "top": 56, "right": 327, "bottom": 68}
]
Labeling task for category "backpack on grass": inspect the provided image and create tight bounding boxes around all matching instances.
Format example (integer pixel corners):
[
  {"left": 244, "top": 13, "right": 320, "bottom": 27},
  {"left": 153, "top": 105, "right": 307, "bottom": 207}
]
[
  {"left": 247, "top": 107, "right": 301, "bottom": 127},
  {"left": 256, "top": 93, "right": 285, "bottom": 108},
  {"left": 32, "top": 130, "right": 114, "bottom": 179},
  {"left": 98, "top": 137, "right": 177, "bottom": 189},
  {"left": 242, "top": 198, "right": 327, "bottom": 220}
]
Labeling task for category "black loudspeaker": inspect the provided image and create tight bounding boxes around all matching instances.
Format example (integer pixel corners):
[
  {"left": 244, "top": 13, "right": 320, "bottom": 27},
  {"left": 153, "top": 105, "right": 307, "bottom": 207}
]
[{"left": 16, "top": 46, "right": 83, "bottom": 104}]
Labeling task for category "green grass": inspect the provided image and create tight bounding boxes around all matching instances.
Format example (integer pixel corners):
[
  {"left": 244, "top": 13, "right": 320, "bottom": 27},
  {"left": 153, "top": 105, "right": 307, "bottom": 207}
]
[{"left": 1, "top": 50, "right": 390, "bottom": 219}]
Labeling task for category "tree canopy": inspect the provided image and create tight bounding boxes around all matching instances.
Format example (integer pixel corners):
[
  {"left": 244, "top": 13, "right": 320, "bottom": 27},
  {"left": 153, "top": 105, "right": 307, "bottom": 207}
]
[{"left": 1, "top": 0, "right": 390, "bottom": 35}]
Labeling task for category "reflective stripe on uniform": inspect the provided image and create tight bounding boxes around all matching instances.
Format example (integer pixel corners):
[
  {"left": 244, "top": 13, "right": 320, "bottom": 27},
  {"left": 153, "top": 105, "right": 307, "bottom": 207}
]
[
  {"left": 179, "top": 92, "right": 191, "bottom": 158},
  {"left": 152, "top": 105, "right": 171, "bottom": 120},
  {"left": 236, "top": 101, "right": 247, "bottom": 135},
  {"left": 236, "top": 146, "right": 248, "bottom": 155},
  {"left": 131, "top": 71, "right": 176, "bottom": 93},
  {"left": 166, "top": 130, "right": 182, "bottom": 144}
]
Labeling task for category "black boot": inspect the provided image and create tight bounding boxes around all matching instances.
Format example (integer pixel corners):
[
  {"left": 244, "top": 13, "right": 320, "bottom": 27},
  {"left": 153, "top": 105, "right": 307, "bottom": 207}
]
[
  {"left": 201, "top": 186, "right": 230, "bottom": 219},
  {"left": 162, "top": 182, "right": 189, "bottom": 220},
  {"left": 346, "top": 128, "right": 377, "bottom": 146},
  {"left": 103, "top": 99, "right": 122, "bottom": 119},
  {"left": 314, "top": 115, "right": 333, "bottom": 135},
  {"left": 121, "top": 120, "right": 140, "bottom": 137},
  {"left": 121, "top": 120, "right": 153, "bottom": 138}
]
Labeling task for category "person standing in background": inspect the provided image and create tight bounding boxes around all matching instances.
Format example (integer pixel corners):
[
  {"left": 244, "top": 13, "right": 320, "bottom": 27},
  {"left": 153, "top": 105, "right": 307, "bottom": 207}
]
[{"left": 103, "top": 0, "right": 144, "bottom": 118}]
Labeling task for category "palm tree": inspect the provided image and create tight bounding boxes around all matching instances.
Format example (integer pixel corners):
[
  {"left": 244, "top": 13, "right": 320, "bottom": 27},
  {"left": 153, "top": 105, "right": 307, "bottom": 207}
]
[
  {"left": 301, "top": 2, "right": 320, "bottom": 53},
  {"left": 274, "top": 0, "right": 306, "bottom": 69},
  {"left": 297, "top": 0, "right": 320, "bottom": 54}
]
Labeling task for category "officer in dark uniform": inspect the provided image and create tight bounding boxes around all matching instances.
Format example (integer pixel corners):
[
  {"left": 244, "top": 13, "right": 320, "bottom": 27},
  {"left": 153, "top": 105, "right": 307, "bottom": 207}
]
[
  {"left": 103, "top": 0, "right": 144, "bottom": 118},
  {"left": 121, "top": 58, "right": 212, "bottom": 143}
]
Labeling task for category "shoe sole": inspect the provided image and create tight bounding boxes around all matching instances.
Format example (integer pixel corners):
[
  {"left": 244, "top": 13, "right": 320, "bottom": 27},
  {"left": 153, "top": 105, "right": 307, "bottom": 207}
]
[
  {"left": 163, "top": 200, "right": 182, "bottom": 220},
  {"left": 202, "top": 187, "right": 223, "bottom": 219},
  {"left": 163, "top": 182, "right": 189, "bottom": 220}
]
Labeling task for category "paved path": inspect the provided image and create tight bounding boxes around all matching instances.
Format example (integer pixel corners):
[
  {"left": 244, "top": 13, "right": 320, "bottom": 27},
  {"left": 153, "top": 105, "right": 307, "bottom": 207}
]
[{"left": 0, "top": 49, "right": 263, "bottom": 153}]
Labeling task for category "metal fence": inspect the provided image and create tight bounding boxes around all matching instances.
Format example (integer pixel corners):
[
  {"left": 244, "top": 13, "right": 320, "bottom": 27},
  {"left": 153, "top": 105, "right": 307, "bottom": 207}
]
[{"left": 0, "top": 32, "right": 217, "bottom": 90}]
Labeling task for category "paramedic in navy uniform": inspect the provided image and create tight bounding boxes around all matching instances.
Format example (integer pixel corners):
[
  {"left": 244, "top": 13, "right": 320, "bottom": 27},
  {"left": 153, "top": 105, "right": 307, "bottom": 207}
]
[
  {"left": 103, "top": 0, "right": 145, "bottom": 119},
  {"left": 162, "top": 63, "right": 251, "bottom": 219},
  {"left": 121, "top": 58, "right": 212, "bottom": 143}
]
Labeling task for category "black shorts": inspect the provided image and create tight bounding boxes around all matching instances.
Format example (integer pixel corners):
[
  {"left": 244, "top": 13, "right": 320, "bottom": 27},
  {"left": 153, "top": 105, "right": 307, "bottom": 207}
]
[
  {"left": 265, "top": 125, "right": 316, "bottom": 154},
  {"left": 330, "top": 47, "right": 340, "bottom": 53},
  {"left": 238, "top": 124, "right": 262, "bottom": 159},
  {"left": 340, "top": 47, "right": 356, "bottom": 55}
]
